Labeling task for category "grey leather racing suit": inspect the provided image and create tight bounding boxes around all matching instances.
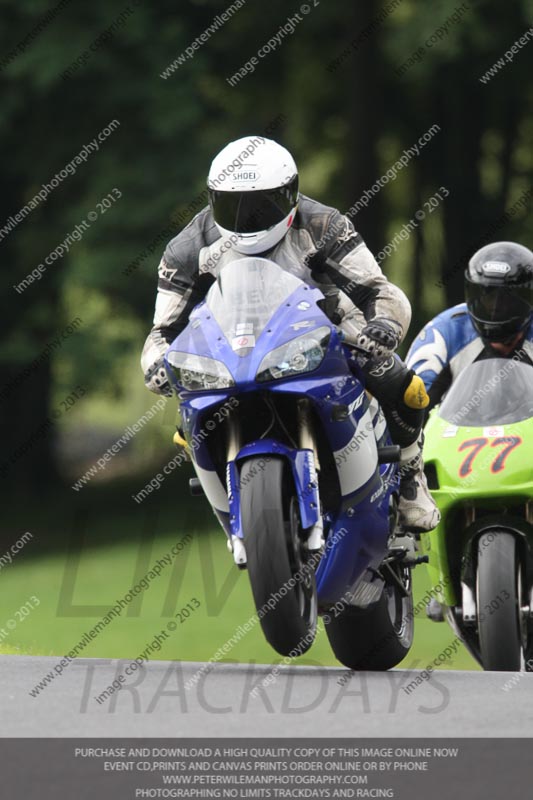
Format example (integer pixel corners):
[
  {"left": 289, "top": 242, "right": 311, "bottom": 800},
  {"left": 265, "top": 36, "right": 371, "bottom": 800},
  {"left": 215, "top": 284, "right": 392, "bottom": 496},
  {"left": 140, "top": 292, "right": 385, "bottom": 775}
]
[{"left": 141, "top": 194, "right": 411, "bottom": 393}]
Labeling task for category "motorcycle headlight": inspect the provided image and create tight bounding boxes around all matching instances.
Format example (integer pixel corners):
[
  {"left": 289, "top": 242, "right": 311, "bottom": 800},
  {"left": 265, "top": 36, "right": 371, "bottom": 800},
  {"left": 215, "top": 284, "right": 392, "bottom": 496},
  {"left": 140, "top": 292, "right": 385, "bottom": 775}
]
[
  {"left": 256, "top": 327, "right": 331, "bottom": 383},
  {"left": 166, "top": 352, "right": 234, "bottom": 391}
]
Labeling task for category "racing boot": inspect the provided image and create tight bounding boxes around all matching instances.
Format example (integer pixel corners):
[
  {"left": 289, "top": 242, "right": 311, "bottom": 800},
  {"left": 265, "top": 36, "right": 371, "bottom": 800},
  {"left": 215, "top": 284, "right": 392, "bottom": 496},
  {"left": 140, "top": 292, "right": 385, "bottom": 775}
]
[{"left": 397, "top": 435, "right": 441, "bottom": 532}]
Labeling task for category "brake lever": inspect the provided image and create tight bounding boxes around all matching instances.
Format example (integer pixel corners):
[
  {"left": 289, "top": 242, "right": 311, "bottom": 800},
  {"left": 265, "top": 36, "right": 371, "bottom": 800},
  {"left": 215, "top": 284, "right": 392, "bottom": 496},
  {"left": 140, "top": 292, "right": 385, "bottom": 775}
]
[
  {"left": 343, "top": 343, "right": 375, "bottom": 367},
  {"left": 348, "top": 343, "right": 373, "bottom": 358},
  {"left": 335, "top": 328, "right": 373, "bottom": 363}
]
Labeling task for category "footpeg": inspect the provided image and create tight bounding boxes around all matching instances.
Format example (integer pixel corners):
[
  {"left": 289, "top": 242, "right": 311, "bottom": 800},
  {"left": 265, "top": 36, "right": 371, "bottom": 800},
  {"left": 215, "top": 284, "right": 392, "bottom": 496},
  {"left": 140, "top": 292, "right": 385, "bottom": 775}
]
[
  {"left": 388, "top": 533, "right": 419, "bottom": 564},
  {"left": 426, "top": 597, "right": 445, "bottom": 622},
  {"left": 189, "top": 478, "right": 204, "bottom": 496},
  {"left": 377, "top": 445, "right": 401, "bottom": 464}
]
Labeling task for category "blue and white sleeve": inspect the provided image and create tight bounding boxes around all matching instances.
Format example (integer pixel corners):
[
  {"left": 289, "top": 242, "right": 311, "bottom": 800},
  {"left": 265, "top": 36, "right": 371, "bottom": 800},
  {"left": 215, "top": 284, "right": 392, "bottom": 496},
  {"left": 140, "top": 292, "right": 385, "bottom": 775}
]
[{"left": 407, "top": 320, "right": 450, "bottom": 394}]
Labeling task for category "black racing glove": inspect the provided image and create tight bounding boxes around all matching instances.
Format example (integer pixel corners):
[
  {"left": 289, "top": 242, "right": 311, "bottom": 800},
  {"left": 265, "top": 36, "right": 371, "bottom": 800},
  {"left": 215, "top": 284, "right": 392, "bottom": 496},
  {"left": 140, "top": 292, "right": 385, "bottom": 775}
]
[{"left": 356, "top": 319, "right": 401, "bottom": 359}]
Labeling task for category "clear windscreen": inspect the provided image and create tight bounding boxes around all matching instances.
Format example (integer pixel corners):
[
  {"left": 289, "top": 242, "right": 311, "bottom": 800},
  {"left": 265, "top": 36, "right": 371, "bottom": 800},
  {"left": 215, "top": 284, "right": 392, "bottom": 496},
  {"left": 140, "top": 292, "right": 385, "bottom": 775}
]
[
  {"left": 206, "top": 258, "right": 303, "bottom": 355},
  {"left": 438, "top": 358, "right": 533, "bottom": 425}
]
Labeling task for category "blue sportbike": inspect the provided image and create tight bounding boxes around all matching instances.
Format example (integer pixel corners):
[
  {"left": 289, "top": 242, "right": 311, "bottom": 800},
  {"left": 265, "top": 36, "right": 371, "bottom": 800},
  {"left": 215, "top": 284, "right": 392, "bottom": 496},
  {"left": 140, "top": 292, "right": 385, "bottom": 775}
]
[{"left": 165, "top": 257, "right": 417, "bottom": 669}]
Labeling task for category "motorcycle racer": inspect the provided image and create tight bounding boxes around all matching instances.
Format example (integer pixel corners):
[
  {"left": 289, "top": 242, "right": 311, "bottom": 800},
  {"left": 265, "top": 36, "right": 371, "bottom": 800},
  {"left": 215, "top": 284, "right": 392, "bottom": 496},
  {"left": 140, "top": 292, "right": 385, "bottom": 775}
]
[
  {"left": 141, "top": 136, "right": 440, "bottom": 532},
  {"left": 407, "top": 240, "right": 533, "bottom": 620},
  {"left": 407, "top": 241, "right": 533, "bottom": 409}
]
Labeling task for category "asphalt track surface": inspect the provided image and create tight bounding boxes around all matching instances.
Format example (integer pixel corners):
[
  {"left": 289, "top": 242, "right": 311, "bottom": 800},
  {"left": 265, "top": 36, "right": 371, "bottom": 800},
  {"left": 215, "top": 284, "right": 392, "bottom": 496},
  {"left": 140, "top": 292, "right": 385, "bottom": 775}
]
[{"left": 2, "top": 655, "right": 533, "bottom": 736}]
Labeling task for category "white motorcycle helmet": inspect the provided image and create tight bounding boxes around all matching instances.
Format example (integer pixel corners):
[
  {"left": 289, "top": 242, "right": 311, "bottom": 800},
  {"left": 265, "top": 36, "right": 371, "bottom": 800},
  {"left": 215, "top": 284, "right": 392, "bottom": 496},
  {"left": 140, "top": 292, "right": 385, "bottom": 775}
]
[{"left": 207, "top": 136, "right": 299, "bottom": 255}]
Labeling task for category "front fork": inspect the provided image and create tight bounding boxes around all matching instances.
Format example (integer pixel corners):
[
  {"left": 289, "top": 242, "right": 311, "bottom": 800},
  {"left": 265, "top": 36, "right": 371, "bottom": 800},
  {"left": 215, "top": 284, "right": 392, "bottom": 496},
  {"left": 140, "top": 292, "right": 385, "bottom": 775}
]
[
  {"left": 226, "top": 410, "right": 240, "bottom": 462},
  {"left": 225, "top": 415, "right": 245, "bottom": 566},
  {"left": 226, "top": 398, "right": 324, "bottom": 567},
  {"left": 297, "top": 399, "right": 324, "bottom": 551}
]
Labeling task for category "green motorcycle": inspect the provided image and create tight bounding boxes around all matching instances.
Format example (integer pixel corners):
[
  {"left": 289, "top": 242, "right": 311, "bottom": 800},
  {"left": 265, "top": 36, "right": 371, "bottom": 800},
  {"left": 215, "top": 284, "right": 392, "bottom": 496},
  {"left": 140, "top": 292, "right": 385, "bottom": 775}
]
[{"left": 421, "top": 356, "right": 533, "bottom": 671}]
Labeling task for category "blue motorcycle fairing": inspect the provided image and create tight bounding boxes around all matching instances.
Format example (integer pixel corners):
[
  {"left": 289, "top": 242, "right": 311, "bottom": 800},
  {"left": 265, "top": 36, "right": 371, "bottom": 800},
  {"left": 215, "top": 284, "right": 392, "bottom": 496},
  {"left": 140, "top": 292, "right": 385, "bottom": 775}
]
[
  {"left": 314, "top": 461, "right": 398, "bottom": 606},
  {"left": 174, "top": 347, "right": 372, "bottom": 469},
  {"left": 164, "top": 257, "right": 399, "bottom": 609},
  {"left": 225, "top": 437, "right": 397, "bottom": 608},
  {"left": 226, "top": 440, "right": 320, "bottom": 540},
  {"left": 165, "top": 283, "right": 330, "bottom": 389}
]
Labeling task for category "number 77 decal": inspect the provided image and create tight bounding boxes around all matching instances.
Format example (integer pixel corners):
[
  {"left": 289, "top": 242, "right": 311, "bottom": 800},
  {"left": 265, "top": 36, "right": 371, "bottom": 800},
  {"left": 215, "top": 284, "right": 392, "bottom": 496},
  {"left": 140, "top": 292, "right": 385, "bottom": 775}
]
[{"left": 458, "top": 436, "right": 522, "bottom": 478}]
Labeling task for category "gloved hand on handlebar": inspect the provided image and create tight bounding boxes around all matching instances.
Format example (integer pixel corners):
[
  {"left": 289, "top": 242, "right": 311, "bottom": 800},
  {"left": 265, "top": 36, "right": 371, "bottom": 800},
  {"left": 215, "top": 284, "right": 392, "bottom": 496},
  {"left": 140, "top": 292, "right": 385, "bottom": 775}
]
[
  {"left": 145, "top": 358, "right": 173, "bottom": 397},
  {"left": 356, "top": 318, "right": 402, "bottom": 359}
]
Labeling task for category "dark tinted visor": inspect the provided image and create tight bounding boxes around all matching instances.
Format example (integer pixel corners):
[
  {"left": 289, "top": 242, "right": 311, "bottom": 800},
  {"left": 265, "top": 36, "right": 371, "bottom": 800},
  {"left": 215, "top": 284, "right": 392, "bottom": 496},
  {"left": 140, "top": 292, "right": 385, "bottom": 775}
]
[
  {"left": 209, "top": 177, "right": 298, "bottom": 234},
  {"left": 465, "top": 279, "right": 533, "bottom": 324}
]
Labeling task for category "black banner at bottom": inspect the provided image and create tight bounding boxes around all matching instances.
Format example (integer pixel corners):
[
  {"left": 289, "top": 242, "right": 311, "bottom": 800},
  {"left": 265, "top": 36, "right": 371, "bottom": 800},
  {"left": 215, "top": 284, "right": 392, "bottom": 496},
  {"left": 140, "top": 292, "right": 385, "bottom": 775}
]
[{"left": 1, "top": 738, "right": 530, "bottom": 799}]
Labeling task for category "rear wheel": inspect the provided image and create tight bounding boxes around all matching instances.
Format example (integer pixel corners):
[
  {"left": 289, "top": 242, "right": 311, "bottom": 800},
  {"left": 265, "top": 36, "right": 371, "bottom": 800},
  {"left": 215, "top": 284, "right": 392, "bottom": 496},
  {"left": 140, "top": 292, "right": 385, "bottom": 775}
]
[
  {"left": 240, "top": 457, "right": 317, "bottom": 657},
  {"left": 476, "top": 531, "right": 525, "bottom": 671},
  {"left": 325, "top": 563, "right": 414, "bottom": 670}
]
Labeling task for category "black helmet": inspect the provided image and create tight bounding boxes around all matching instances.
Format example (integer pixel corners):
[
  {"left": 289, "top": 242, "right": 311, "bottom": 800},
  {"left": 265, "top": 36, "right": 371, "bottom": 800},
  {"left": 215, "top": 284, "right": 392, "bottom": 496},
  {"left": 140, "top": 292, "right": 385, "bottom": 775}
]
[{"left": 465, "top": 241, "right": 533, "bottom": 343}]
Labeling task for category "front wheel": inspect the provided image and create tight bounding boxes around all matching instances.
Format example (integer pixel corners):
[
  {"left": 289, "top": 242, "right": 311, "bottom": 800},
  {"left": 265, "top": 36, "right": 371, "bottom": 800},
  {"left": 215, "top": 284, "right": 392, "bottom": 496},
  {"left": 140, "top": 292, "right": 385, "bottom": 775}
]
[
  {"left": 240, "top": 457, "right": 317, "bottom": 657},
  {"left": 476, "top": 531, "right": 525, "bottom": 671},
  {"left": 325, "top": 563, "right": 414, "bottom": 670}
]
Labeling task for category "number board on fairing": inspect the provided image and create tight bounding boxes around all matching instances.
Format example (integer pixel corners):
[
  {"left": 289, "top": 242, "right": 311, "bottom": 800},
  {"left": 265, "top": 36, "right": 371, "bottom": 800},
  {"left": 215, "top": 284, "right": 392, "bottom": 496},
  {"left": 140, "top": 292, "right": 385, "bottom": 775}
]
[{"left": 457, "top": 436, "right": 522, "bottom": 478}]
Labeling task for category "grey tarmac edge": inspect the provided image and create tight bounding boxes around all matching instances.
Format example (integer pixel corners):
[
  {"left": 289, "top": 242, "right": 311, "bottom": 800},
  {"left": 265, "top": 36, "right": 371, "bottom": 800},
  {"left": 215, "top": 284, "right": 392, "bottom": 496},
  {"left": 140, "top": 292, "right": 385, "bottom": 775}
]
[{"left": 1, "top": 655, "right": 532, "bottom": 737}]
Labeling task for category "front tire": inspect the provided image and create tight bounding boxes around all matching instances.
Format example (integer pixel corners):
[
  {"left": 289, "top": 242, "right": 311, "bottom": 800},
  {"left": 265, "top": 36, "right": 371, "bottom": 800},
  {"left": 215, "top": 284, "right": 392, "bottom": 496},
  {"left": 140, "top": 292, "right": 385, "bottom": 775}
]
[
  {"left": 240, "top": 457, "right": 317, "bottom": 657},
  {"left": 476, "top": 531, "right": 524, "bottom": 671},
  {"left": 325, "top": 564, "right": 414, "bottom": 670}
]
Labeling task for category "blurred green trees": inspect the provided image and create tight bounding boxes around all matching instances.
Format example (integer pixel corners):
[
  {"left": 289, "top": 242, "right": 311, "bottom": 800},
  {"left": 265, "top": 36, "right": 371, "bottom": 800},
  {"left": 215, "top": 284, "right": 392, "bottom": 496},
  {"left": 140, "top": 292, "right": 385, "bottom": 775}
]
[{"left": 1, "top": 0, "right": 531, "bottom": 491}]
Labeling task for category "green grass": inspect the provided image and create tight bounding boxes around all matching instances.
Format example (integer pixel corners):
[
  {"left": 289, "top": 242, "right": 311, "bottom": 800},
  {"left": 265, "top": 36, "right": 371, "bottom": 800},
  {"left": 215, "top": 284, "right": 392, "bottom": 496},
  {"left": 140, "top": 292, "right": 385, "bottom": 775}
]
[{"left": 0, "top": 499, "right": 478, "bottom": 671}]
